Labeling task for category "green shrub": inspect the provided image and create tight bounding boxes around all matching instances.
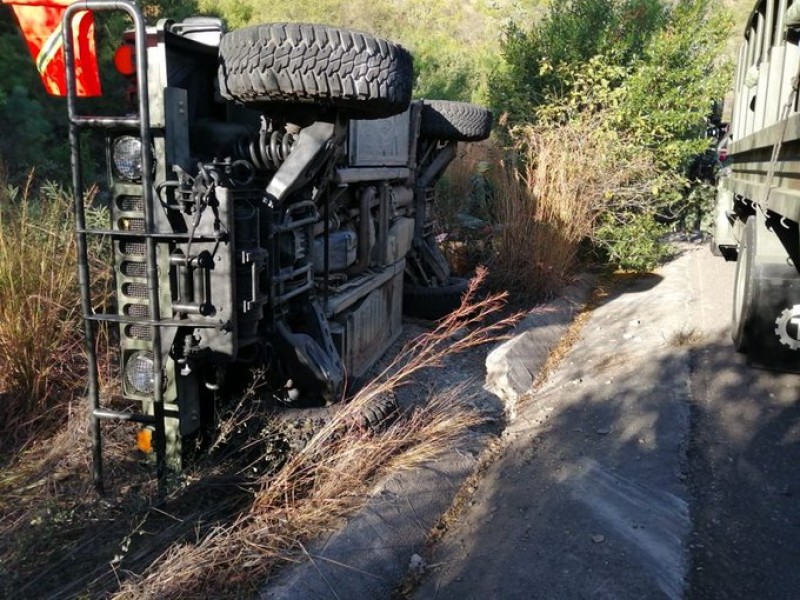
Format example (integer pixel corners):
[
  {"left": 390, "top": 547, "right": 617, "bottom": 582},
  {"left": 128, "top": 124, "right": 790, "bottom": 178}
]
[
  {"left": 594, "top": 212, "right": 673, "bottom": 271},
  {"left": 490, "top": 0, "right": 667, "bottom": 125},
  {"left": 485, "top": 0, "right": 731, "bottom": 277},
  {"left": 613, "top": 0, "right": 733, "bottom": 171}
]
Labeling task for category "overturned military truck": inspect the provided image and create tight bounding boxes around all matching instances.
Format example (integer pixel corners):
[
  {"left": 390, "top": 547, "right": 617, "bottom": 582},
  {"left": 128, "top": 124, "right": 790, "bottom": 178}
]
[
  {"left": 713, "top": 0, "right": 800, "bottom": 371},
  {"left": 9, "top": 0, "right": 492, "bottom": 488}
]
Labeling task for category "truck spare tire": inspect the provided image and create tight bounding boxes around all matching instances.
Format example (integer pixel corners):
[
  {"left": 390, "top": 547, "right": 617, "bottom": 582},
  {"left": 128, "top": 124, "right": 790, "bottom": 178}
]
[
  {"left": 218, "top": 23, "right": 413, "bottom": 119},
  {"left": 420, "top": 100, "right": 493, "bottom": 142}
]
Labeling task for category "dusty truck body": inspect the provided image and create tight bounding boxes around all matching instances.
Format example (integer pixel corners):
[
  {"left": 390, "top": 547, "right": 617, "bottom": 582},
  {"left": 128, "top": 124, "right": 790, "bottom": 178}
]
[
  {"left": 714, "top": 0, "right": 800, "bottom": 370},
  {"left": 45, "top": 1, "right": 491, "bottom": 487}
]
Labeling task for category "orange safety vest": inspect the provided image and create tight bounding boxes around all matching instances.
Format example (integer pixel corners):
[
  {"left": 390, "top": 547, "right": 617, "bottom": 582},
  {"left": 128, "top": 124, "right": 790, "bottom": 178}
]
[{"left": 2, "top": 0, "right": 101, "bottom": 97}]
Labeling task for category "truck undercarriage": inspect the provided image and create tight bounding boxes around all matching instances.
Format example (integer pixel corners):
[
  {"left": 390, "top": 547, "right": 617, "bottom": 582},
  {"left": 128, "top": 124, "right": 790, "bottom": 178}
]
[{"left": 57, "top": 2, "right": 491, "bottom": 489}]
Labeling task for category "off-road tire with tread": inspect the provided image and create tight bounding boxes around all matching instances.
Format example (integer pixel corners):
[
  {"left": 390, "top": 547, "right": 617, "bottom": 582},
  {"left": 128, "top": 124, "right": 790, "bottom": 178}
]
[
  {"left": 218, "top": 23, "right": 413, "bottom": 119},
  {"left": 403, "top": 276, "right": 469, "bottom": 320},
  {"left": 359, "top": 393, "right": 400, "bottom": 431},
  {"left": 732, "top": 217, "right": 756, "bottom": 352},
  {"left": 420, "top": 100, "right": 493, "bottom": 142}
]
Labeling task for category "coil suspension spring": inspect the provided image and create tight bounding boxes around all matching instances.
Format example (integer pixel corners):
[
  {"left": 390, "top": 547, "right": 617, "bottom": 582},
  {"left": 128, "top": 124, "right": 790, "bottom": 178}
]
[{"left": 238, "top": 129, "right": 297, "bottom": 172}]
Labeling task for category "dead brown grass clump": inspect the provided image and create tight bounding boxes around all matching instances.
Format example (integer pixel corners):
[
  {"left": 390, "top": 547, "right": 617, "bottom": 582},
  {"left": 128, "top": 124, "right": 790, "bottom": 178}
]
[
  {"left": 490, "top": 115, "right": 655, "bottom": 300},
  {"left": 0, "top": 176, "right": 81, "bottom": 451},
  {"left": 113, "top": 268, "right": 519, "bottom": 599},
  {"left": 0, "top": 172, "right": 113, "bottom": 455},
  {"left": 437, "top": 111, "right": 658, "bottom": 303}
]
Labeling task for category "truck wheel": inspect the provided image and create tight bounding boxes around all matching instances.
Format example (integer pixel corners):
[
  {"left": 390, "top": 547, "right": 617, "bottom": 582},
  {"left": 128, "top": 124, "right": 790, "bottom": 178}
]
[
  {"left": 420, "top": 100, "right": 493, "bottom": 142},
  {"left": 358, "top": 393, "right": 399, "bottom": 431},
  {"left": 732, "top": 218, "right": 756, "bottom": 352},
  {"left": 403, "top": 276, "right": 469, "bottom": 320},
  {"left": 218, "top": 23, "right": 413, "bottom": 119}
]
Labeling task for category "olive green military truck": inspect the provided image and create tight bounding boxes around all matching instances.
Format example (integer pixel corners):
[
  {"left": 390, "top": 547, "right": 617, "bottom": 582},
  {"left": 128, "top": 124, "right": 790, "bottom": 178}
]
[
  {"left": 714, "top": 0, "right": 800, "bottom": 371},
  {"left": 54, "top": 1, "right": 491, "bottom": 489}
]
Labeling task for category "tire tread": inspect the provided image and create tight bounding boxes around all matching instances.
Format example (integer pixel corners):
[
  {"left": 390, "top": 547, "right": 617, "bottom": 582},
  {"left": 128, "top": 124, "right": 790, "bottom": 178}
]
[
  {"left": 420, "top": 100, "right": 493, "bottom": 142},
  {"left": 219, "top": 23, "right": 413, "bottom": 118}
]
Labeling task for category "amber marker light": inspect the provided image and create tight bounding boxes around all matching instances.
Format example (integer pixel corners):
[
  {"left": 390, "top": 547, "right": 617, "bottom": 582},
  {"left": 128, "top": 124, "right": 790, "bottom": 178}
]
[{"left": 136, "top": 428, "right": 153, "bottom": 453}]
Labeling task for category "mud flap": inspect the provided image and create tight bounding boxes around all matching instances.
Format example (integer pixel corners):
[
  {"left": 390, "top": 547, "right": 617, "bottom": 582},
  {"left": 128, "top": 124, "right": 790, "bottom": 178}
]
[
  {"left": 713, "top": 186, "right": 738, "bottom": 260},
  {"left": 745, "top": 261, "right": 800, "bottom": 372}
]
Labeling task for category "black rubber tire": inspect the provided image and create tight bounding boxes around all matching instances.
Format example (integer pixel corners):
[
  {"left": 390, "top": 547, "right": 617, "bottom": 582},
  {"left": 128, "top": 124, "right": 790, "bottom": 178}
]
[
  {"left": 419, "top": 100, "right": 493, "bottom": 142},
  {"left": 218, "top": 23, "right": 413, "bottom": 119},
  {"left": 732, "top": 218, "right": 756, "bottom": 352},
  {"left": 403, "top": 276, "right": 469, "bottom": 320},
  {"left": 359, "top": 393, "right": 399, "bottom": 431}
]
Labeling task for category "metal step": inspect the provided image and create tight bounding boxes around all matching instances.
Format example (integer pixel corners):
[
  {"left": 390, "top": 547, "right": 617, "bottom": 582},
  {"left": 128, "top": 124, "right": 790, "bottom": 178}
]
[
  {"left": 92, "top": 408, "right": 156, "bottom": 425},
  {"left": 78, "top": 227, "right": 227, "bottom": 242},
  {"left": 71, "top": 115, "right": 141, "bottom": 129}
]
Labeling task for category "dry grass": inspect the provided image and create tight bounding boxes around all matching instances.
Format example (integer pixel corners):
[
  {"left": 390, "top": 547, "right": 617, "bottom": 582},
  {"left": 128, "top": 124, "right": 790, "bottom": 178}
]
[
  {"left": 0, "top": 171, "right": 113, "bottom": 456},
  {"left": 0, "top": 400, "right": 163, "bottom": 599},
  {"left": 489, "top": 116, "right": 655, "bottom": 301},
  {"left": 0, "top": 268, "right": 519, "bottom": 599},
  {"left": 437, "top": 111, "right": 656, "bottom": 303},
  {"left": 0, "top": 175, "right": 79, "bottom": 451},
  {"left": 669, "top": 327, "right": 707, "bottom": 348},
  {"left": 488, "top": 155, "right": 576, "bottom": 301},
  {"left": 114, "top": 268, "right": 518, "bottom": 598},
  {"left": 0, "top": 167, "right": 114, "bottom": 456}
]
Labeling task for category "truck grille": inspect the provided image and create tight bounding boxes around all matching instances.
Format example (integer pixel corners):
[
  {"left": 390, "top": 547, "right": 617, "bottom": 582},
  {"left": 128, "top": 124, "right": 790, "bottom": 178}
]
[
  {"left": 120, "top": 260, "right": 146, "bottom": 277},
  {"left": 124, "top": 303, "right": 150, "bottom": 318},
  {"left": 120, "top": 239, "right": 146, "bottom": 256},
  {"left": 122, "top": 282, "right": 149, "bottom": 299},
  {"left": 121, "top": 218, "right": 146, "bottom": 233},
  {"left": 125, "top": 324, "right": 152, "bottom": 341},
  {"left": 117, "top": 195, "right": 144, "bottom": 212}
]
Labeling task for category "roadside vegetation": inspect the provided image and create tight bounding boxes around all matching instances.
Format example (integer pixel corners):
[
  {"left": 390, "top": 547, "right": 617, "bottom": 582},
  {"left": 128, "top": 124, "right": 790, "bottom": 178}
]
[
  {"left": 0, "top": 172, "right": 114, "bottom": 453},
  {"left": 0, "top": 274, "right": 519, "bottom": 598},
  {"left": 435, "top": 0, "right": 734, "bottom": 303},
  {"left": 0, "top": 0, "right": 749, "bottom": 595}
]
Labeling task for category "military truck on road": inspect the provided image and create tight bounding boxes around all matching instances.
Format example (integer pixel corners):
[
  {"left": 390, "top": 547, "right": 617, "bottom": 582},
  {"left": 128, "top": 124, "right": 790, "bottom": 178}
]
[{"left": 714, "top": 0, "right": 800, "bottom": 371}]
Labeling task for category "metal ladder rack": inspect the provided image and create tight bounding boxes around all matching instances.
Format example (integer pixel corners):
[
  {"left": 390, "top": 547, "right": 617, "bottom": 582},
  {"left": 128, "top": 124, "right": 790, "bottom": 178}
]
[{"left": 64, "top": 0, "right": 166, "bottom": 493}]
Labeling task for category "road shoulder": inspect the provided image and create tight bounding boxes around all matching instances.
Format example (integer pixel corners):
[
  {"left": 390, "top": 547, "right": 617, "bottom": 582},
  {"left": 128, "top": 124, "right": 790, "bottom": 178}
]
[
  {"left": 259, "top": 277, "right": 595, "bottom": 600},
  {"left": 411, "top": 249, "right": 700, "bottom": 599}
]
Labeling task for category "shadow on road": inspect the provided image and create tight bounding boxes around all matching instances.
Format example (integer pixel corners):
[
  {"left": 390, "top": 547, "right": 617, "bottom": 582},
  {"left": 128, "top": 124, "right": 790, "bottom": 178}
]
[
  {"left": 415, "top": 257, "right": 800, "bottom": 600},
  {"left": 687, "top": 332, "right": 800, "bottom": 600}
]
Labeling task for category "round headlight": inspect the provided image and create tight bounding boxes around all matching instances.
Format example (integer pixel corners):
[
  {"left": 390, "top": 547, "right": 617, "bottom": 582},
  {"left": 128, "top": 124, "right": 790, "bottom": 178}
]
[
  {"left": 125, "top": 351, "right": 155, "bottom": 395},
  {"left": 112, "top": 135, "right": 144, "bottom": 181}
]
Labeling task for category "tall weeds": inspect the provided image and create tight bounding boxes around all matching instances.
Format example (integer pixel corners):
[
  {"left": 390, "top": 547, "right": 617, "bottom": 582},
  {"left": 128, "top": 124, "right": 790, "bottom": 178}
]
[
  {"left": 113, "top": 270, "right": 519, "bottom": 598},
  {"left": 0, "top": 172, "right": 110, "bottom": 452},
  {"left": 495, "top": 115, "right": 655, "bottom": 296},
  {"left": 441, "top": 112, "right": 657, "bottom": 302}
]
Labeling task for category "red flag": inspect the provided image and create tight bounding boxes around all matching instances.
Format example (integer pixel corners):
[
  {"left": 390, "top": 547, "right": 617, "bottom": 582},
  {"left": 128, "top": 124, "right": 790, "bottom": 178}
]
[{"left": 2, "top": 0, "right": 102, "bottom": 97}]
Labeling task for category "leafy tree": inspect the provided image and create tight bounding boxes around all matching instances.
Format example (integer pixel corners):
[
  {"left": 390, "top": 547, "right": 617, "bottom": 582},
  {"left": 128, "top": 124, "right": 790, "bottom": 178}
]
[
  {"left": 615, "top": 0, "right": 733, "bottom": 170},
  {"left": 487, "top": 0, "right": 732, "bottom": 271},
  {"left": 489, "top": 0, "right": 667, "bottom": 123},
  {"left": 0, "top": 7, "right": 66, "bottom": 180}
]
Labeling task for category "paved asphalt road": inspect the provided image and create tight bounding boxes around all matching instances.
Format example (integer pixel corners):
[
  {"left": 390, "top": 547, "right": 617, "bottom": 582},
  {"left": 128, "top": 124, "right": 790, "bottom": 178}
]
[
  {"left": 411, "top": 244, "right": 800, "bottom": 599},
  {"left": 687, "top": 246, "right": 800, "bottom": 599}
]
